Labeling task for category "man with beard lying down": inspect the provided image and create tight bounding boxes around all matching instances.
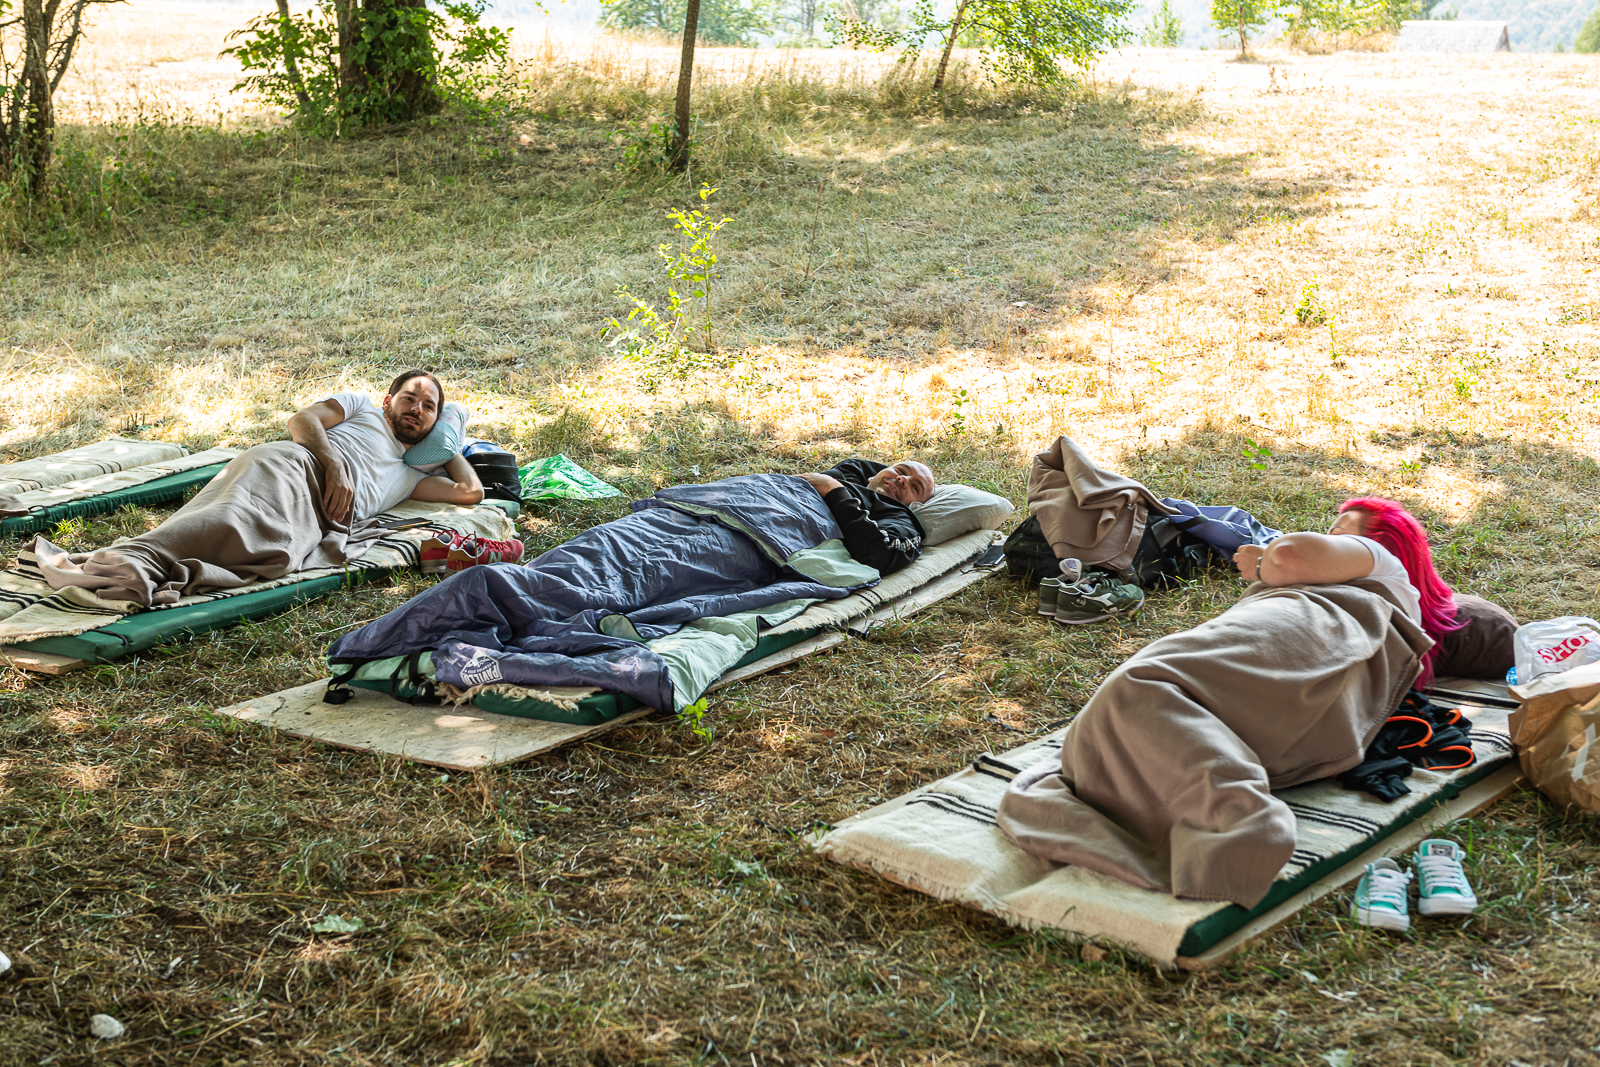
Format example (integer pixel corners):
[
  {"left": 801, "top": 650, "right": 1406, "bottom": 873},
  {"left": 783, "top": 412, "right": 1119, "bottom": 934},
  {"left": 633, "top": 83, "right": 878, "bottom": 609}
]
[
  {"left": 997, "top": 497, "right": 1456, "bottom": 910},
  {"left": 31, "top": 370, "right": 483, "bottom": 606},
  {"left": 324, "top": 459, "right": 939, "bottom": 715}
]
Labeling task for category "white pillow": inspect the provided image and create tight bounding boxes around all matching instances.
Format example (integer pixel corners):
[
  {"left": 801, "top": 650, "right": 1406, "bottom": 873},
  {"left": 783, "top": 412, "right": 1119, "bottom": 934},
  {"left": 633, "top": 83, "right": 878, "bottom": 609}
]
[{"left": 910, "top": 483, "right": 1014, "bottom": 546}]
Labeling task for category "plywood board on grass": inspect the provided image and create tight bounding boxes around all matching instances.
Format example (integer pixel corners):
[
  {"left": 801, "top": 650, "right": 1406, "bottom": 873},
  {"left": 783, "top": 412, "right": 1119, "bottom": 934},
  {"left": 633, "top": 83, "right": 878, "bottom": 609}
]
[
  {"left": 0, "top": 646, "right": 87, "bottom": 675},
  {"left": 217, "top": 558, "right": 1003, "bottom": 770},
  {"left": 216, "top": 680, "right": 657, "bottom": 772}
]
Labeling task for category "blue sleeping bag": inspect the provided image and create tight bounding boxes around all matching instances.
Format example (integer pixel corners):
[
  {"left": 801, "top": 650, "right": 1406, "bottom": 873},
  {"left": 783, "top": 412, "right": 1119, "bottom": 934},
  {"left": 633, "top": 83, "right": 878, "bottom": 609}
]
[{"left": 327, "top": 474, "right": 879, "bottom": 713}]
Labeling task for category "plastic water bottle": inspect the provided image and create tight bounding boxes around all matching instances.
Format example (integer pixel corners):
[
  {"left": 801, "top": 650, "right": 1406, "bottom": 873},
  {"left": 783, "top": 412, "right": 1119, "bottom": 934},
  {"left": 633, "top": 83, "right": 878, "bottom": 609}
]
[{"left": 1505, "top": 666, "right": 1517, "bottom": 686}]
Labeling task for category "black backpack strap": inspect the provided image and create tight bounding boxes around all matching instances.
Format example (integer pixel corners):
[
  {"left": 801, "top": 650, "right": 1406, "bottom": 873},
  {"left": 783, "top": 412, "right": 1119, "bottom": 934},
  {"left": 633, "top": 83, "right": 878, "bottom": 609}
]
[
  {"left": 324, "top": 664, "right": 360, "bottom": 705},
  {"left": 403, "top": 651, "right": 440, "bottom": 706}
]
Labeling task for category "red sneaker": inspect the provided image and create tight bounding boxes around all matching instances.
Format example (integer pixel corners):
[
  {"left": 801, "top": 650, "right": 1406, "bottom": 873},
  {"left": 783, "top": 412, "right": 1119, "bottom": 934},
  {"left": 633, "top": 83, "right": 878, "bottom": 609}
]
[
  {"left": 419, "top": 530, "right": 466, "bottom": 574},
  {"left": 446, "top": 535, "right": 525, "bottom": 572}
]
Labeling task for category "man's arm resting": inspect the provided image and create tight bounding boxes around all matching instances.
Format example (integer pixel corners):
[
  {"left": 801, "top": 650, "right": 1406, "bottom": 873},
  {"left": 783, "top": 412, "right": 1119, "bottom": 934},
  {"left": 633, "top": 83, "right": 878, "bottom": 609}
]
[
  {"left": 409, "top": 453, "right": 484, "bottom": 505},
  {"left": 288, "top": 399, "right": 355, "bottom": 523},
  {"left": 821, "top": 486, "right": 916, "bottom": 575}
]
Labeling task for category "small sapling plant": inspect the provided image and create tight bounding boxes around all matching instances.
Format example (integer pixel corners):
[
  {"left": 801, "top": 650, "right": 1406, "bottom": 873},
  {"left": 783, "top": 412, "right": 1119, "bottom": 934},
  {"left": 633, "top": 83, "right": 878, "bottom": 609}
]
[
  {"left": 677, "top": 696, "right": 713, "bottom": 742},
  {"left": 603, "top": 184, "right": 733, "bottom": 390},
  {"left": 949, "top": 387, "right": 969, "bottom": 436},
  {"left": 1241, "top": 437, "right": 1273, "bottom": 472},
  {"left": 1295, "top": 277, "right": 1329, "bottom": 326}
]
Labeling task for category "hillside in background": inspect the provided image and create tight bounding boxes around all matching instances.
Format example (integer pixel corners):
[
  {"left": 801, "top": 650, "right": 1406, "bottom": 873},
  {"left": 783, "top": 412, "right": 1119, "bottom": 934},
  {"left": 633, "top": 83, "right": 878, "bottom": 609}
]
[
  {"left": 1123, "top": 0, "right": 1592, "bottom": 51},
  {"left": 1450, "top": 0, "right": 1591, "bottom": 51}
]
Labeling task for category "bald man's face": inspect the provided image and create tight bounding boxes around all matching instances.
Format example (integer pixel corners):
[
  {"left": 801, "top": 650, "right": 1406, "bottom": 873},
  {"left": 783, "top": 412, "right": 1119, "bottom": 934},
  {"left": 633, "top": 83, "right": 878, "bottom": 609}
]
[{"left": 867, "top": 461, "right": 935, "bottom": 504}]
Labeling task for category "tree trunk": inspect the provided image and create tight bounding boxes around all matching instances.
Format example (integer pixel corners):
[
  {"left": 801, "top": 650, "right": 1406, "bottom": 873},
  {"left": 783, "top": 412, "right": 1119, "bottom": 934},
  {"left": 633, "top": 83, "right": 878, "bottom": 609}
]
[
  {"left": 275, "top": 0, "right": 312, "bottom": 108},
  {"left": 1237, "top": 6, "right": 1247, "bottom": 53},
  {"left": 386, "top": 0, "right": 441, "bottom": 120},
  {"left": 334, "top": 0, "right": 362, "bottom": 109},
  {"left": 670, "top": 0, "right": 700, "bottom": 172},
  {"left": 20, "top": 0, "right": 54, "bottom": 199},
  {"left": 932, "top": 0, "right": 972, "bottom": 93}
]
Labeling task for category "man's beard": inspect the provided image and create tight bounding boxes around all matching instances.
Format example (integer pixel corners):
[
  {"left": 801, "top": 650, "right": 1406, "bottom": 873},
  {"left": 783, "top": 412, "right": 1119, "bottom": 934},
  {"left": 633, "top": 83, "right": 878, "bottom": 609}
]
[{"left": 387, "top": 408, "right": 430, "bottom": 445}]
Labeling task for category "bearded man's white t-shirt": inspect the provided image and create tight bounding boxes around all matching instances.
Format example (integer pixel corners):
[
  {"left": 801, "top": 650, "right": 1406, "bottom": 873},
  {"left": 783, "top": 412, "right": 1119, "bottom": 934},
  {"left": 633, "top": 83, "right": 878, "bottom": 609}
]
[{"left": 323, "top": 392, "right": 425, "bottom": 521}]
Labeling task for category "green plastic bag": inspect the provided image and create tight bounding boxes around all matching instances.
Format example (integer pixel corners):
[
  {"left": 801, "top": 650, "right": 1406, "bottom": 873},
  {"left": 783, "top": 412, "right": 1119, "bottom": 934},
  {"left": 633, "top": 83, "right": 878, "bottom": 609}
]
[{"left": 517, "top": 454, "right": 622, "bottom": 502}]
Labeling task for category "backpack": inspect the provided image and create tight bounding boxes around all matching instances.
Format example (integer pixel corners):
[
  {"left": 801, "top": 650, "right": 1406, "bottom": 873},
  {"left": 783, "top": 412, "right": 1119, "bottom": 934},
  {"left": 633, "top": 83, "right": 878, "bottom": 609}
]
[
  {"left": 1002, "top": 514, "right": 1061, "bottom": 584},
  {"left": 1122, "top": 516, "right": 1222, "bottom": 589},
  {"left": 462, "top": 441, "right": 522, "bottom": 504}
]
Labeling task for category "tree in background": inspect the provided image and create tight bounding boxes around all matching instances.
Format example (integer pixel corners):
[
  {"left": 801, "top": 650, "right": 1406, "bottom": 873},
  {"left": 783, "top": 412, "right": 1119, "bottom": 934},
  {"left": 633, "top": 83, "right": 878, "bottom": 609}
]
[
  {"left": 836, "top": 0, "right": 1133, "bottom": 93},
  {"left": 1210, "top": 0, "right": 1276, "bottom": 53},
  {"left": 600, "top": 0, "right": 772, "bottom": 45},
  {"left": 225, "top": 0, "right": 510, "bottom": 134},
  {"left": 1576, "top": 3, "right": 1600, "bottom": 52},
  {"left": 1139, "top": 0, "right": 1184, "bottom": 45},
  {"left": 1280, "top": 0, "right": 1422, "bottom": 45},
  {"left": 0, "top": 0, "right": 118, "bottom": 200}
]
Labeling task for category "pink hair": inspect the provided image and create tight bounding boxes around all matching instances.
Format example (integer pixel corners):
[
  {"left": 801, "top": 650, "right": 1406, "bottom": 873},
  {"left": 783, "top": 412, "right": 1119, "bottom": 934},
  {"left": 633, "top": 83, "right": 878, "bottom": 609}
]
[{"left": 1339, "top": 496, "right": 1461, "bottom": 686}]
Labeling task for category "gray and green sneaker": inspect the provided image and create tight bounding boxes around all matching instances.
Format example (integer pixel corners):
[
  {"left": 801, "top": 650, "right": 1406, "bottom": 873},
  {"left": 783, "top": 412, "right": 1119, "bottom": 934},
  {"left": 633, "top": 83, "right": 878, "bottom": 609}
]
[
  {"left": 1037, "top": 559, "right": 1086, "bottom": 617},
  {"left": 1052, "top": 573, "right": 1145, "bottom": 626}
]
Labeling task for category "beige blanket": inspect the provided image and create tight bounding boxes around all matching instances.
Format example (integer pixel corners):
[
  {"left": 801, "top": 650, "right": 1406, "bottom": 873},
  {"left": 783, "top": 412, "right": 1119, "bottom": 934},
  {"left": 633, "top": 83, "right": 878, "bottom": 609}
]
[
  {"left": 1027, "top": 437, "right": 1176, "bottom": 571},
  {"left": 29, "top": 441, "right": 393, "bottom": 607},
  {"left": 996, "top": 580, "right": 1432, "bottom": 908}
]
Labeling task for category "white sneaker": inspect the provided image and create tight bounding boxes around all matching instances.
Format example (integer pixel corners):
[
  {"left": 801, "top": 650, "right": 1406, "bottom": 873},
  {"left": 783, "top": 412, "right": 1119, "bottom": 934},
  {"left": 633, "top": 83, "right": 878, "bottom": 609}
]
[
  {"left": 1413, "top": 839, "right": 1478, "bottom": 917},
  {"left": 1352, "top": 857, "right": 1411, "bottom": 932}
]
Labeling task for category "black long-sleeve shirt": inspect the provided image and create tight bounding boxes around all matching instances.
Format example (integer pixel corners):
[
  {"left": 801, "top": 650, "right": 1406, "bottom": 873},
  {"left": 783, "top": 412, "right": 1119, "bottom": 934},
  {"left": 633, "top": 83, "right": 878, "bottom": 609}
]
[{"left": 818, "top": 459, "right": 925, "bottom": 575}]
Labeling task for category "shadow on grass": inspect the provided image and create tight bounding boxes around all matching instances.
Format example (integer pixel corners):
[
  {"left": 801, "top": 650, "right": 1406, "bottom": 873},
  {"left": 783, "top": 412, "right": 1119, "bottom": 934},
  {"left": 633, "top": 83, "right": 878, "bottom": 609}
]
[{"left": 0, "top": 68, "right": 1354, "bottom": 404}]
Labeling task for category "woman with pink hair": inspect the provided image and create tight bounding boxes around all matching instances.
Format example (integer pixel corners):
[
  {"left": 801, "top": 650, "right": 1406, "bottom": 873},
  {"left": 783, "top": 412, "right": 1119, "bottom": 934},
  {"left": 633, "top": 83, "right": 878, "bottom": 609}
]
[
  {"left": 998, "top": 495, "right": 1457, "bottom": 909},
  {"left": 1230, "top": 496, "right": 1459, "bottom": 686}
]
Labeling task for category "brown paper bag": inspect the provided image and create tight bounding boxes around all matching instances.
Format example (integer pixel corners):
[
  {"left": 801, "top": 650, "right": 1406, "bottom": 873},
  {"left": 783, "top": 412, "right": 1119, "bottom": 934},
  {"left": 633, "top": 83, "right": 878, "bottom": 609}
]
[{"left": 1509, "top": 662, "right": 1600, "bottom": 814}]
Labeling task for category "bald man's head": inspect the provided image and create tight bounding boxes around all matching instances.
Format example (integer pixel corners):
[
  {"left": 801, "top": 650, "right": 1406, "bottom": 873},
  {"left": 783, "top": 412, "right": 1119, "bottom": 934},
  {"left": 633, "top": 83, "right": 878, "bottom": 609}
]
[{"left": 866, "top": 461, "right": 935, "bottom": 504}]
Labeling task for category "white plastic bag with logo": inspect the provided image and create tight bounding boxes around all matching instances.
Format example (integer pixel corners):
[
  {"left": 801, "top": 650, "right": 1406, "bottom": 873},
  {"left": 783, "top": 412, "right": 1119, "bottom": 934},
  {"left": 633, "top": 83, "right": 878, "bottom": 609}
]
[{"left": 1513, "top": 616, "right": 1600, "bottom": 687}]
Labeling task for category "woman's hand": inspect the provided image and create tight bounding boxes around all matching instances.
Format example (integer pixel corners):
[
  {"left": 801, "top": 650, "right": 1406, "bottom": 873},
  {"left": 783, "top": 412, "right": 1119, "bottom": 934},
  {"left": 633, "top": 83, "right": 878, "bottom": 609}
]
[{"left": 1233, "top": 544, "right": 1266, "bottom": 582}]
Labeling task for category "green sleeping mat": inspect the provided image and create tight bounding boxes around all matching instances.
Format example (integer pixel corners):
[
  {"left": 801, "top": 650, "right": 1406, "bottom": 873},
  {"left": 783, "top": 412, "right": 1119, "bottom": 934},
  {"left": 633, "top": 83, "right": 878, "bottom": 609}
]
[
  {"left": 11, "top": 568, "right": 393, "bottom": 664},
  {"left": 1176, "top": 745, "right": 1511, "bottom": 957},
  {"left": 342, "top": 626, "right": 823, "bottom": 727},
  {"left": 0, "top": 462, "right": 230, "bottom": 537}
]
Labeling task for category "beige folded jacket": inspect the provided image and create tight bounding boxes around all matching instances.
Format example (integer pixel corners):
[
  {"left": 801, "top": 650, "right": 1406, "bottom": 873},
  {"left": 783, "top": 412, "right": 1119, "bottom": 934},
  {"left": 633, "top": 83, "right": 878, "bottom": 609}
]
[{"left": 1027, "top": 436, "right": 1178, "bottom": 572}]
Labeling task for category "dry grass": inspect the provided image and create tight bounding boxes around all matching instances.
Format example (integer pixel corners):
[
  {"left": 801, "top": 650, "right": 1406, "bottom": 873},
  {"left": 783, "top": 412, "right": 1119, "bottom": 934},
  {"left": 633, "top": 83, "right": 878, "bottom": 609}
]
[{"left": 2, "top": 8, "right": 1600, "bottom": 1065}]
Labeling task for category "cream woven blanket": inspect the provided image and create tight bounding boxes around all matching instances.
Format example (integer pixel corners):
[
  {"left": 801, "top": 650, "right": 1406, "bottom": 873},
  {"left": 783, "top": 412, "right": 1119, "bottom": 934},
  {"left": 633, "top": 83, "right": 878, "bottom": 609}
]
[
  {"left": 1, "top": 448, "right": 241, "bottom": 516},
  {"left": 0, "top": 437, "right": 192, "bottom": 496},
  {"left": 814, "top": 702, "right": 1512, "bottom": 967}
]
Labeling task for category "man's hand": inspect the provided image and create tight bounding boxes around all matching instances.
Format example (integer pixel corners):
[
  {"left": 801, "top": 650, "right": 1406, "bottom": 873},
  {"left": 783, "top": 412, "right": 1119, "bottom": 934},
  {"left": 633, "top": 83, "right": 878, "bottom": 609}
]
[
  {"left": 321, "top": 454, "right": 355, "bottom": 524},
  {"left": 797, "top": 472, "right": 844, "bottom": 495}
]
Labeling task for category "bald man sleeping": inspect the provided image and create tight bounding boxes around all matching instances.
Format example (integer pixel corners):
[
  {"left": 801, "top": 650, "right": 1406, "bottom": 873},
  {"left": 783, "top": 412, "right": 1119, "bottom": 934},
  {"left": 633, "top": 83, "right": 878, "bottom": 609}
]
[{"left": 797, "top": 458, "right": 935, "bottom": 575}]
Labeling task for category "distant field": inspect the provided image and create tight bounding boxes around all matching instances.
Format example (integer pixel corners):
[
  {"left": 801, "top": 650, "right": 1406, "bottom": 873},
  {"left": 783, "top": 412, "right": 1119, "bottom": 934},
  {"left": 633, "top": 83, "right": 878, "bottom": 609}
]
[{"left": 2, "top": 11, "right": 1599, "bottom": 1066}]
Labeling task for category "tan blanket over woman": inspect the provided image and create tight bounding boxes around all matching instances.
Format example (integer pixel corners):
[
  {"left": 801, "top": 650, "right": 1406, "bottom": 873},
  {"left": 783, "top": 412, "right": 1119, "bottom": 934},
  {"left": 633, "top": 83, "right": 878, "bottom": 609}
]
[
  {"left": 997, "top": 580, "right": 1432, "bottom": 908},
  {"left": 30, "top": 442, "right": 390, "bottom": 607}
]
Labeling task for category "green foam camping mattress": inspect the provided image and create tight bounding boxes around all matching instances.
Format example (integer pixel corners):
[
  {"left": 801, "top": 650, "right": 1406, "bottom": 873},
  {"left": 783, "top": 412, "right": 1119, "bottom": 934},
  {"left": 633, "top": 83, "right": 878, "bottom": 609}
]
[
  {"left": 10, "top": 568, "right": 392, "bottom": 664},
  {"left": 813, "top": 697, "right": 1516, "bottom": 966},
  {"left": 345, "top": 625, "right": 823, "bottom": 727},
  {"left": 0, "top": 463, "right": 230, "bottom": 537},
  {"left": 1176, "top": 746, "right": 1512, "bottom": 957}
]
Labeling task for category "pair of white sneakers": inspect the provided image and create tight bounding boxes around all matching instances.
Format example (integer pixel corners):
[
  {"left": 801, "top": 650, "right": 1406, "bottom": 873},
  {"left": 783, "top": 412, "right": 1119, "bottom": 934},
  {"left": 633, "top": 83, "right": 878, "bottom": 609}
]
[{"left": 1351, "top": 839, "right": 1478, "bottom": 933}]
